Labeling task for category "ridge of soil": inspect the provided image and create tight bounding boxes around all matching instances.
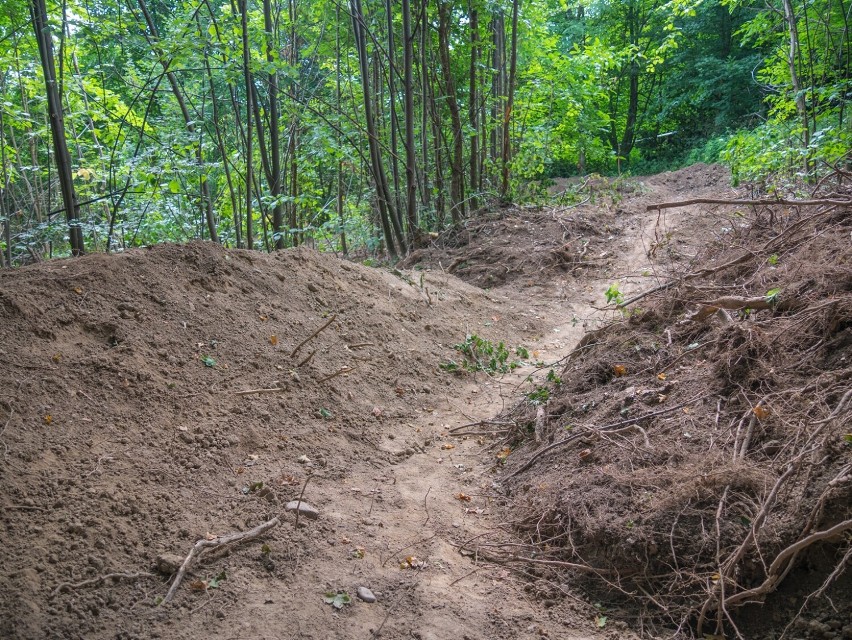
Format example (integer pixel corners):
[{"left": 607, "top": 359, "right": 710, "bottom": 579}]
[
  {"left": 0, "top": 239, "right": 609, "bottom": 639},
  {"left": 2, "top": 163, "right": 847, "bottom": 640}
]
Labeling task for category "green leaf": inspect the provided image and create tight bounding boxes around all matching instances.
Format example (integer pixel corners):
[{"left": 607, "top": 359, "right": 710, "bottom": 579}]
[
  {"left": 323, "top": 591, "right": 351, "bottom": 609},
  {"left": 318, "top": 408, "right": 332, "bottom": 419},
  {"left": 200, "top": 355, "right": 216, "bottom": 367},
  {"left": 168, "top": 179, "right": 180, "bottom": 194},
  {"left": 596, "top": 615, "right": 607, "bottom": 628},
  {"left": 207, "top": 570, "right": 226, "bottom": 589}
]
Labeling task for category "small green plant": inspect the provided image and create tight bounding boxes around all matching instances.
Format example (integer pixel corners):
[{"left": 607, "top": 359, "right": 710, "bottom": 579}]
[
  {"left": 440, "top": 334, "right": 527, "bottom": 375},
  {"left": 765, "top": 287, "right": 781, "bottom": 306},
  {"left": 605, "top": 282, "right": 624, "bottom": 305},
  {"left": 200, "top": 355, "right": 216, "bottom": 367},
  {"left": 546, "top": 369, "right": 562, "bottom": 385},
  {"left": 324, "top": 591, "right": 351, "bottom": 609},
  {"left": 527, "top": 387, "right": 550, "bottom": 405},
  {"left": 768, "top": 254, "right": 779, "bottom": 266}
]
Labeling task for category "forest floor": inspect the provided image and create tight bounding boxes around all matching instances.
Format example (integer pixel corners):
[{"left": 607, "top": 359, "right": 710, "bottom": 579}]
[{"left": 1, "top": 164, "right": 850, "bottom": 640}]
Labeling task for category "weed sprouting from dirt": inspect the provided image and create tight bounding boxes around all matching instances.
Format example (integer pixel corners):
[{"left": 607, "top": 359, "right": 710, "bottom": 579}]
[{"left": 440, "top": 334, "right": 528, "bottom": 375}]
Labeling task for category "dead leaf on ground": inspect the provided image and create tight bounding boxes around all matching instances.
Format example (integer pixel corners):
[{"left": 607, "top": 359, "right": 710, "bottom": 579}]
[
  {"left": 269, "top": 335, "right": 278, "bottom": 345},
  {"left": 753, "top": 405, "right": 770, "bottom": 420},
  {"left": 205, "top": 532, "right": 218, "bottom": 541},
  {"left": 455, "top": 492, "right": 472, "bottom": 502},
  {"left": 613, "top": 364, "right": 627, "bottom": 377},
  {"left": 441, "top": 443, "right": 455, "bottom": 450}
]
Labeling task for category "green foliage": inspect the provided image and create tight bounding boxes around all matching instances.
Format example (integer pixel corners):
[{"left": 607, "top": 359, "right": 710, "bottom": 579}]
[
  {"left": 605, "top": 283, "right": 624, "bottom": 305},
  {"left": 440, "top": 334, "right": 527, "bottom": 375}
]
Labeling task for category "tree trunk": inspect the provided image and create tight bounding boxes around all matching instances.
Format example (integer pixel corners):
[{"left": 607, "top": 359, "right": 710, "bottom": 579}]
[
  {"left": 30, "top": 0, "right": 84, "bottom": 255},
  {"left": 402, "top": 0, "right": 418, "bottom": 239},
  {"left": 781, "top": 0, "right": 811, "bottom": 174},
  {"left": 240, "top": 0, "right": 254, "bottom": 249},
  {"left": 500, "top": 0, "right": 519, "bottom": 200},
  {"left": 468, "top": 3, "right": 479, "bottom": 211},
  {"left": 438, "top": 1, "right": 465, "bottom": 222},
  {"left": 351, "top": 0, "right": 400, "bottom": 258},
  {"left": 264, "top": 0, "right": 284, "bottom": 249}
]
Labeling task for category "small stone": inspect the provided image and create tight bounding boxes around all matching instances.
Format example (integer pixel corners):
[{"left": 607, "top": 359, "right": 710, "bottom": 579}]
[
  {"left": 156, "top": 553, "right": 184, "bottom": 575},
  {"left": 356, "top": 586, "right": 376, "bottom": 603},
  {"left": 297, "top": 454, "right": 311, "bottom": 464},
  {"left": 285, "top": 500, "right": 319, "bottom": 520}
]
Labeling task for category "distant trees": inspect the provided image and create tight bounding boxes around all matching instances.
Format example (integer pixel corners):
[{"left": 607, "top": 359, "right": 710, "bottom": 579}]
[{"left": 0, "top": 0, "right": 848, "bottom": 261}]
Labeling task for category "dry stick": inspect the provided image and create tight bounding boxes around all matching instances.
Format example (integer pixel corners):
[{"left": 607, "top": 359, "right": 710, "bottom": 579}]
[
  {"left": 318, "top": 366, "right": 356, "bottom": 383},
  {"left": 290, "top": 314, "right": 337, "bottom": 357},
  {"left": 506, "top": 396, "right": 704, "bottom": 480},
  {"left": 645, "top": 196, "right": 851, "bottom": 211},
  {"left": 163, "top": 517, "right": 280, "bottom": 604},
  {"left": 723, "top": 518, "right": 852, "bottom": 608},
  {"left": 234, "top": 387, "right": 287, "bottom": 396},
  {"left": 347, "top": 342, "right": 374, "bottom": 349},
  {"left": 293, "top": 474, "right": 313, "bottom": 530},
  {"left": 53, "top": 571, "right": 158, "bottom": 598},
  {"left": 297, "top": 349, "right": 316, "bottom": 368},
  {"left": 449, "top": 568, "right": 482, "bottom": 587},
  {"left": 422, "top": 486, "right": 431, "bottom": 526}
]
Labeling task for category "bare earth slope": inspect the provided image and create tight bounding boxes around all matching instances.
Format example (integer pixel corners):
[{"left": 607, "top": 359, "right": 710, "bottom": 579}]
[
  {"left": 0, "top": 240, "right": 608, "bottom": 639},
  {"left": 4, "top": 164, "right": 846, "bottom": 640}
]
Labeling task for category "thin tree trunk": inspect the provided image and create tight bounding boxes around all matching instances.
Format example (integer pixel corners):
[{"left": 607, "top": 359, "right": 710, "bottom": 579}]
[
  {"left": 336, "top": 3, "right": 348, "bottom": 254},
  {"left": 351, "top": 0, "right": 399, "bottom": 257},
  {"left": 782, "top": 0, "right": 811, "bottom": 175},
  {"left": 468, "top": 3, "right": 479, "bottom": 211},
  {"left": 500, "top": 0, "right": 518, "bottom": 200},
  {"left": 264, "top": 0, "right": 284, "bottom": 249},
  {"left": 240, "top": 0, "right": 254, "bottom": 249},
  {"left": 30, "top": 0, "right": 84, "bottom": 255},
  {"left": 402, "top": 0, "right": 418, "bottom": 239},
  {"left": 438, "top": 1, "right": 465, "bottom": 222}
]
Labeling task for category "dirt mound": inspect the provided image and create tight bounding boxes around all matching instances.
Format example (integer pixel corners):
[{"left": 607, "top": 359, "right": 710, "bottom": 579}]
[
  {"left": 0, "top": 242, "right": 553, "bottom": 639},
  {"left": 494, "top": 189, "right": 852, "bottom": 636}
]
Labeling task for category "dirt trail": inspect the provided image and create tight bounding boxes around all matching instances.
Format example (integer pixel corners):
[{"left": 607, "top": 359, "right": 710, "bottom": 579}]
[{"left": 0, "top": 165, "right": 733, "bottom": 640}]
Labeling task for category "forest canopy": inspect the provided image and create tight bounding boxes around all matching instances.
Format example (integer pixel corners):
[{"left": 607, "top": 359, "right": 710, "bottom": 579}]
[{"left": 0, "top": 0, "right": 849, "bottom": 261}]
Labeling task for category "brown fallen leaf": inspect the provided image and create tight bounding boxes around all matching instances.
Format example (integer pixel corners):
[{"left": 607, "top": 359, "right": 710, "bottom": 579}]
[
  {"left": 613, "top": 364, "right": 627, "bottom": 377},
  {"left": 269, "top": 335, "right": 278, "bottom": 346},
  {"left": 441, "top": 443, "right": 455, "bottom": 450},
  {"left": 455, "top": 492, "right": 472, "bottom": 502},
  {"left": 753, "top": 405, "right": 770, "bottom": 420}
]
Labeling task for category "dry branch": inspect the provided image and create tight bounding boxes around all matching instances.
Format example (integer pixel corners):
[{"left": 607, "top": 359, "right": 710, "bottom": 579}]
[
  {"left": 52, "top": 571, "right": 158, "bottom": 597},
  {"left": 646, "top": 197, "right": 850, "bottom": 211},
  {"left": 234, "top": 387, "right": 287, "bottom": 396},
  {"left": 290, "top": 314, "right": 337, "bottom": 357},
  {"left": 163, "top": 517, "right": 280, "bottom": 603}
]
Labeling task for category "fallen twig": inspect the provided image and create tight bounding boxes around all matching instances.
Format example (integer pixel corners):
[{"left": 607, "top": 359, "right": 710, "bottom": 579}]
[
  {"left": 52, "top": 571, "right": 158, "bottom": 598},
  {"left": 290, "top": 314, "right": 337, "bottom": 357},
  {"left": 317, "top": 366, "right": 356, "bottom": 383},
  {"left": 234, "top": 387, "right": 286, "bottom": 396},
  {"left": 163, "top": 517, "right": 280, "bottom": 603}
]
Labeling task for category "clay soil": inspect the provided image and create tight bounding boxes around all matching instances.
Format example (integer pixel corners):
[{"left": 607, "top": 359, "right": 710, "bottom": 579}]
[{"left": 1, "top": 164, "right": 849, "bottom": 640}]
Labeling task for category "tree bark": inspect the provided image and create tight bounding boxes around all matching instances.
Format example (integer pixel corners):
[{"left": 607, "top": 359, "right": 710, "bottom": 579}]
[
  {"left": 402, "top": 0, "right": 418, "bottom": 239},
  {"left": 500, "top": 0, "right": 519, "bottom": 200},
  {"left": 468, "top": 3, "right": 479, "bottom": 210},
  {"left": 350, "top": 0, "right": 400, "bottom": 257},
  {"left": 30, "top": 0, "right": 84, "bottom": 255},
  {"left": 438, "top": 1, "right": 465, "bottom": 222}
]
